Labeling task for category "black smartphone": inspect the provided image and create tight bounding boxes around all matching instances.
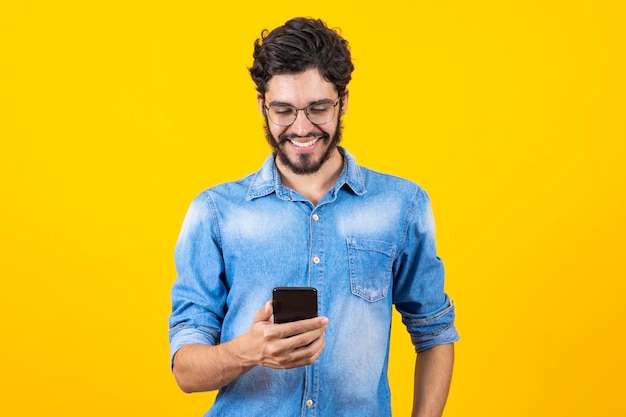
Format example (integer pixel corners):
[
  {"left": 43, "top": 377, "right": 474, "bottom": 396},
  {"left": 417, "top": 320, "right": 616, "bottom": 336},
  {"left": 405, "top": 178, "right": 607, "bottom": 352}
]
[{"left": 272, "top": 287, "right": 318, "bottom": 324}]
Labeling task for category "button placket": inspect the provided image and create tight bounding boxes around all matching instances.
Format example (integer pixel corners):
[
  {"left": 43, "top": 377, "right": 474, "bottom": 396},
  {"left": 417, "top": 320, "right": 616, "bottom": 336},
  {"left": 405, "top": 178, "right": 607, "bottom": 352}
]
[
  {"left": 307, "top": 209, "right": 322, "bottom": 415},
  {"left": 311, "top": 211, "right": 322, "bottom": 266}
]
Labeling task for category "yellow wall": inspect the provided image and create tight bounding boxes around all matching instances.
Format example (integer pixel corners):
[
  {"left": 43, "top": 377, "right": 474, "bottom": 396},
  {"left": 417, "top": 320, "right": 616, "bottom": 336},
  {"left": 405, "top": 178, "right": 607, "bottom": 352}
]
[{"left": 1, "top": 1, "right": 624, "bottom": 416}]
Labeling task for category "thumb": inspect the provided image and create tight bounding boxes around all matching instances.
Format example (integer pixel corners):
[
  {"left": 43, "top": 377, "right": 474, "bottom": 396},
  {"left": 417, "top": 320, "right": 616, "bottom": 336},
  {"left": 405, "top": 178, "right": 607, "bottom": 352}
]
[{"left": 253, "top": 300, "right": 273, "bottom": 323}]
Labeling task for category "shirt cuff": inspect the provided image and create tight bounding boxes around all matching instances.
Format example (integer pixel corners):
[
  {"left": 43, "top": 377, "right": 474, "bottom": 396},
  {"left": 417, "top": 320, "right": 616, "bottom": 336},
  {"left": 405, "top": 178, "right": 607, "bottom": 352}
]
[
  {"left": 402, "top": 298, "right": 460, "bottom": 353},
  {"left": 169, "top": 325, "right": 219, "bottom": 368}
]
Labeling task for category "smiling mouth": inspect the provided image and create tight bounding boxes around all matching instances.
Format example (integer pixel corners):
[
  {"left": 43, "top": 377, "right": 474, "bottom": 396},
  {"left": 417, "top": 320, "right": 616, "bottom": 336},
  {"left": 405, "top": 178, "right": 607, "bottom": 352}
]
[
  {"left": 282, "top": 131, "right": 329, "bottom": 148},
  {"left": 290, "top": 136, "right": 321, "bottom": 148}
]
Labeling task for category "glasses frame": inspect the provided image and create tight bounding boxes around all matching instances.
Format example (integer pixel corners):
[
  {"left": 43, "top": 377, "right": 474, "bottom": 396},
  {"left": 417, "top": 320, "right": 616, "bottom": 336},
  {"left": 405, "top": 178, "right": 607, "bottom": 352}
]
[{"left": 264, "top": 98, "right": 340, "bottom": 127}]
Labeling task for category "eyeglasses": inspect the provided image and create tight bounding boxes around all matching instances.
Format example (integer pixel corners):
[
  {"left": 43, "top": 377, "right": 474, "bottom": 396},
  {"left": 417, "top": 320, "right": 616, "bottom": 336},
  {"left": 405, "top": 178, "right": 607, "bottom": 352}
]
[{"left": 264, "top": 98, "right": 340, "bottom": 127}]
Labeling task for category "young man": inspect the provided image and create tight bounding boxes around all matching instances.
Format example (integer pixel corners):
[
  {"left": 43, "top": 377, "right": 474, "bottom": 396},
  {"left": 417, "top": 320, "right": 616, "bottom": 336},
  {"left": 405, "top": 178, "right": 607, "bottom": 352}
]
[{"left": 169, "top": 17, "right": 459, "bottom": 417}]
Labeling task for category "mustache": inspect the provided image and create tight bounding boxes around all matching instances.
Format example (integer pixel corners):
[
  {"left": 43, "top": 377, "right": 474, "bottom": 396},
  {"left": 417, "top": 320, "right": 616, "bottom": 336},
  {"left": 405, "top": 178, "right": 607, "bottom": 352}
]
[{"left": 279, "top": 132, "right": 329, "bottom": 143}]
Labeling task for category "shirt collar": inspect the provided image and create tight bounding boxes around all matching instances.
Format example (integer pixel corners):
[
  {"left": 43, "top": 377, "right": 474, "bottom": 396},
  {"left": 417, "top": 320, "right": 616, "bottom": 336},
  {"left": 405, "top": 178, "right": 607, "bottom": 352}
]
[{"left": 246, "top": 146, "right": 367, "bottom": 201}]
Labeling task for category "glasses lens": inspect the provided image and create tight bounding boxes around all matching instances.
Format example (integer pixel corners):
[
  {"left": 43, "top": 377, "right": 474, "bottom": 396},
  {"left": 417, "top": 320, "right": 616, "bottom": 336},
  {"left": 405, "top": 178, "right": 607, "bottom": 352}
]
[
  {"left": 306, "top": 103, "right": 335, "bottom": 125},
  {"left": 268, "top": 106, "right": 297, "bottom": 126},
  {"left": 267, "top": 101, "right": 337, "bottom": 126}
]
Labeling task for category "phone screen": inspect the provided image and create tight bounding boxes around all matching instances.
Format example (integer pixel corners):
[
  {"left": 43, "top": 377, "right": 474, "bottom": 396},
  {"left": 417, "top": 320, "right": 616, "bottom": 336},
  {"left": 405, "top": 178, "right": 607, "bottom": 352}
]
[{"left": 272, "top": 287, "right": 318, "bottom": 324}]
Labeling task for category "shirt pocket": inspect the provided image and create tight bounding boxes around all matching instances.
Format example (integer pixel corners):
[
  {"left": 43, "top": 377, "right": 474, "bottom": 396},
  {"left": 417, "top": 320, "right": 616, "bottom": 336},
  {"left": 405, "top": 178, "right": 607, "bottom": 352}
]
[{"left": 347, "top": 237, "right": 397, "bottom": 302}]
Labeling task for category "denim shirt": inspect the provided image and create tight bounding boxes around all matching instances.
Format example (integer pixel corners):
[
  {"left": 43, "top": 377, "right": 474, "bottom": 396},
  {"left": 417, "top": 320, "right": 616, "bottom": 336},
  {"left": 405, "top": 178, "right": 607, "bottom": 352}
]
[{"left": 169, "top": 148, "right": 459, "bottom": 417}]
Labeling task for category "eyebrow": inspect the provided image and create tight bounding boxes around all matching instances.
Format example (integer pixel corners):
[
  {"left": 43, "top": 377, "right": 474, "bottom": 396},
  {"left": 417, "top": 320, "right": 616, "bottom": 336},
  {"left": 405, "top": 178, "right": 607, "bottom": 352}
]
[{"left": 267, "top": 98, "right": 335, "bottom": 107}]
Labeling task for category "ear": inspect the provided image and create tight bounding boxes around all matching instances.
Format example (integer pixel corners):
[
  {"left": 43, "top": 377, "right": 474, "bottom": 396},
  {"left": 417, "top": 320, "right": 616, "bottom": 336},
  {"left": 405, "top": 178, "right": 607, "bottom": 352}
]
[
  {"left": 257, "top": 95, "right": 266, "bottom": 117},
  {"left": 340, "top": 90, "right": 349, "bottom": 114}
]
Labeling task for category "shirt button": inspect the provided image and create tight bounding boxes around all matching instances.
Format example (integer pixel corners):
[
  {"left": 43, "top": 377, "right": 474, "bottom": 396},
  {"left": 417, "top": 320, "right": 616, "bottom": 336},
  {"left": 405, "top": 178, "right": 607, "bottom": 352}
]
[
  {"left": 312, "top": 256, "right": 320, "bottom": 264},
  {"left": 312, "top": 213, "right": 319, "bottom": 221},
  {"left": 306, "top": 399, "right": 313, "bottom": 408}
]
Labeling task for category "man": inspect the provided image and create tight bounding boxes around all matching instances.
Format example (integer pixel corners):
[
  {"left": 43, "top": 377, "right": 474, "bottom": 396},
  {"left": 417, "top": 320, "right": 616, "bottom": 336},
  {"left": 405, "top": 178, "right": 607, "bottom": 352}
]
[{"left": 169, "top": 17, "right": 459, "bottom": 417}]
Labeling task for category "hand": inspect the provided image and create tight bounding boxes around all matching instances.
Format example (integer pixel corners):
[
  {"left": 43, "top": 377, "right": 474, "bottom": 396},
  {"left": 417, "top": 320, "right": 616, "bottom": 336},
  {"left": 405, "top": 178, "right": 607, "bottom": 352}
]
[{"left": 234, "top": 301, "right": 329, "bottom": 369}]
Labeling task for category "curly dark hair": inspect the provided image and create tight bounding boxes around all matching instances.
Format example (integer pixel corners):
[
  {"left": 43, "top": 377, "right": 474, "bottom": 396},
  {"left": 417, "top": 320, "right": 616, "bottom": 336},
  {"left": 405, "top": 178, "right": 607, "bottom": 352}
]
[{"left": 249, "top": 17, "right": 354, "bottom": 97}]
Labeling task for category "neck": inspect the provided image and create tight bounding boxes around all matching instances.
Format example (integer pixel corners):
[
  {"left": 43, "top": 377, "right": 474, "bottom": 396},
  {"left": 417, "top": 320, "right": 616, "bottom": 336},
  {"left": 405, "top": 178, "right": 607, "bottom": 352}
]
[{"left": 276, "top": 148, "right": 344, "bottom": 205}]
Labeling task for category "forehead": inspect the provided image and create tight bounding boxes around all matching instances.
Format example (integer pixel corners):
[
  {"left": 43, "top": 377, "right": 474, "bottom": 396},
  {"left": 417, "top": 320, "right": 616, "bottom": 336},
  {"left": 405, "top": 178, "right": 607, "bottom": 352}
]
[{"left": 265, "top": 68, "right": 337, "bottom": 104}]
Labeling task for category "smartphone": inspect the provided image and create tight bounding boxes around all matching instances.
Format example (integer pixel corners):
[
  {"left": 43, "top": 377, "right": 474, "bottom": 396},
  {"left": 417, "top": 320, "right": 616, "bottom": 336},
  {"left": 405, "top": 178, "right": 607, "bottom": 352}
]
[{"left": 272, "top": 287, "right": 318, "bottom": 324}]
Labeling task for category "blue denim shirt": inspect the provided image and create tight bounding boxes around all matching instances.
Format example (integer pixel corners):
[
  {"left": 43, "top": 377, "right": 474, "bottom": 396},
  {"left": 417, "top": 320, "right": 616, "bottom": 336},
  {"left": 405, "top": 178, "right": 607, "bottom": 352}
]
[{"left": 169, "top": 148, "right": 459, "bottom": 417}]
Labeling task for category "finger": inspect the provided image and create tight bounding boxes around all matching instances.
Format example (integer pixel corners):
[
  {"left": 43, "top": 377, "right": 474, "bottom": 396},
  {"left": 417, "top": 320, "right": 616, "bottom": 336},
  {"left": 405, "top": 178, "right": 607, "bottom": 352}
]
[
  {"left": 272, "top": 332, "right": 326, "bottom": 369},
  {"left": 253, "top": 300, "right": 273, "bottom": 323},
  {"left": 269, "top": 325, "right": 327, "bottom": 358},
  {"left": 275, "top": 316, "right": 329, "bottom": 338}
]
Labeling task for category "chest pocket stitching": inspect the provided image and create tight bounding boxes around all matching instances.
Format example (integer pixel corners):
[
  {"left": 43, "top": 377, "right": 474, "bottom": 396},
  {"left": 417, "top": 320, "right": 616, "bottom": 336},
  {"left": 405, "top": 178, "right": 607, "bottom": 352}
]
[{"left": 347, "top": 237, "right": 397, "bottom": 302}]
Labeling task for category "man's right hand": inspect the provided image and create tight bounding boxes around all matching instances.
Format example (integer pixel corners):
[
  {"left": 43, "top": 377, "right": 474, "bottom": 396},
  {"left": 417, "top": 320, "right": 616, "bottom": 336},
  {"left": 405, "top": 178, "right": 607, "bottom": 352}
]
[
  {"left": 233, "top": 300, "right": 329, "bottom": 369},
  {"left": 172, "top": 301, "right": 329, "bottom": 393}
]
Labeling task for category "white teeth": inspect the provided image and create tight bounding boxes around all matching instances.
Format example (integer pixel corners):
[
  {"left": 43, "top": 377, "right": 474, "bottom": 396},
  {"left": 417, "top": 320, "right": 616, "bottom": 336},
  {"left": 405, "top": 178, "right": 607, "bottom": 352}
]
[{"left": 290, "top": 137, "right": 320, "bottom": 147}]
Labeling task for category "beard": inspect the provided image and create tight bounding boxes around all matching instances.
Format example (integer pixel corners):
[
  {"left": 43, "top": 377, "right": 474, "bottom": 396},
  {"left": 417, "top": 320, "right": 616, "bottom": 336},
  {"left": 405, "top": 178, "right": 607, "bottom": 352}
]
[{"left": 264, "top": 116, "right": 343, "bottom": 175}]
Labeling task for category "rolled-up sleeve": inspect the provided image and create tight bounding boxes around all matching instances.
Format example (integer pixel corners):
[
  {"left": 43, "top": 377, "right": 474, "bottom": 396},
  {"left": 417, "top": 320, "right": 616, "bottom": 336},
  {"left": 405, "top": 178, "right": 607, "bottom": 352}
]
[
  {"left": 393, "top": 187, "right": 459, "bottom": 353},
  {"left": 169, "top": 191, "right": 227, "bottom": 367},
  {"left": 401, "top": 296, "right": 459, "bottom": 352}
]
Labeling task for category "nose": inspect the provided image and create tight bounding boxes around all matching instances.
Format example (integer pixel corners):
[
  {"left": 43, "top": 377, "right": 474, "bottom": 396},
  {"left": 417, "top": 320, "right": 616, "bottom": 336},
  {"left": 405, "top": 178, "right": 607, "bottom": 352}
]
[{"left": 290, "top": 109, "right": 315, "bottom": 136}]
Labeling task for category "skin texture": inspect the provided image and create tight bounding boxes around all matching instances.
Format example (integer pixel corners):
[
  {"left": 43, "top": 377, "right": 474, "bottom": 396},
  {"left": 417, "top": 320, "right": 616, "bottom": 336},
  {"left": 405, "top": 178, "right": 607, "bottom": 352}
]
[{"left": 412, "top": 343, "right": 455, "bottom": 417}]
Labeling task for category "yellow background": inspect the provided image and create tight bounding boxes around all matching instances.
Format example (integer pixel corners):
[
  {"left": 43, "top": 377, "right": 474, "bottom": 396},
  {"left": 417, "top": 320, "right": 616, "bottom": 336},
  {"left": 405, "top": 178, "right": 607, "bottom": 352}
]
[{"left": 1, "top": 1, "right": 625, "bottom": 416}]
